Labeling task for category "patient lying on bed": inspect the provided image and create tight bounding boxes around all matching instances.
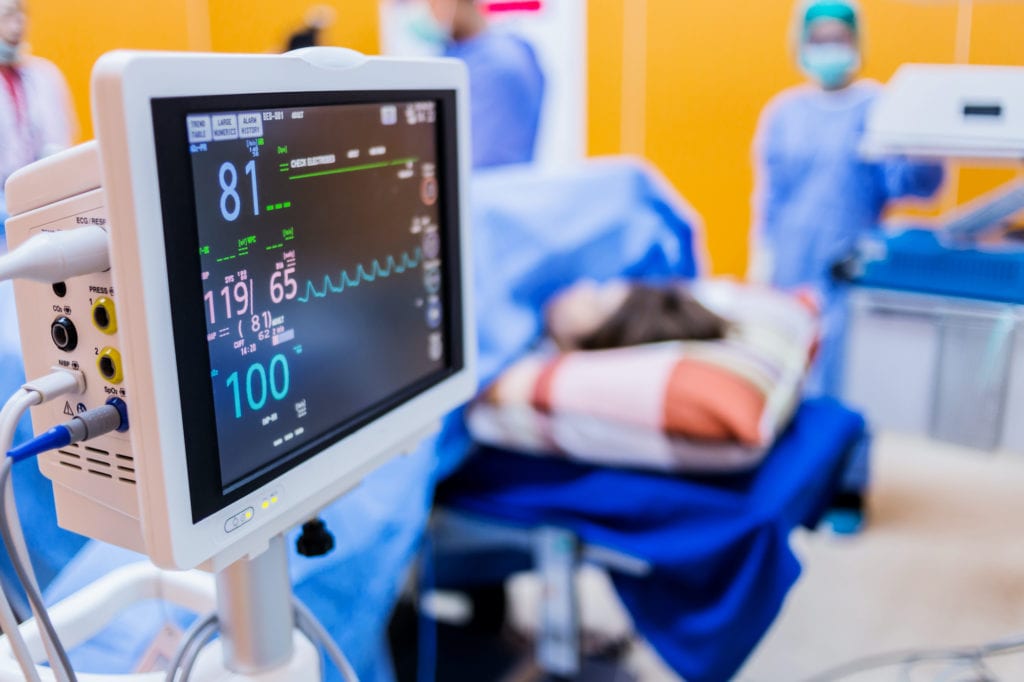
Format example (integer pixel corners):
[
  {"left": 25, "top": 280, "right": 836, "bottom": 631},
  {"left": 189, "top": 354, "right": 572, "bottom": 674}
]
[
  {"left": 468, "top": 279, "right": 819, "bottom": 473},
  {"left": 545, "top": 279, "right": 728, "bottom": 350}
]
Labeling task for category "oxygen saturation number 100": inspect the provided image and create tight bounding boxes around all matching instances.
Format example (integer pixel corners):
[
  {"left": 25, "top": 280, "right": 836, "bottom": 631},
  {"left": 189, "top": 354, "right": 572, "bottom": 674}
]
[{"left": 225, "top": 354, "right": 291, "bottom": 419}]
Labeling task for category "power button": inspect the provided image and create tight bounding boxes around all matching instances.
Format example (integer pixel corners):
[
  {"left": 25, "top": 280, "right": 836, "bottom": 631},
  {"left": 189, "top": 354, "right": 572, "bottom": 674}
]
[{"left": 224, "top": 507, "right": 254, "bottom": 533}]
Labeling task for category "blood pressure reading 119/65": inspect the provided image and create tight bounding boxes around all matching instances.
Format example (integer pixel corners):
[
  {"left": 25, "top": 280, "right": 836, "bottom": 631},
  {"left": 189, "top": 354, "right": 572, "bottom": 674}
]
[{"left": 186, "top": 101, "right": 448, "bottom": 491}]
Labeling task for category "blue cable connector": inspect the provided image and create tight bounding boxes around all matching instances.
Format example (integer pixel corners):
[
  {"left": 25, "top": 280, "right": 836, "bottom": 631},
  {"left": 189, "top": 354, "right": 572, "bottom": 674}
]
[
  {"left": 7, "top": 426, "right": 72, "bottom": 463},
  {"left": 7, "top": 398, "right": 128, "bottom": 462}
]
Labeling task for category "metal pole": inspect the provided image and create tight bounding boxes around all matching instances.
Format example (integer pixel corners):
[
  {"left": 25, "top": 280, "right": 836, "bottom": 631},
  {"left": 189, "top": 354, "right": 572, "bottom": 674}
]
[
  {"left": 215, "top": 534, "right": 295, "bottom": 675},
  {"left": 534, "top": 526, "right": 580, "bottom": 678}
]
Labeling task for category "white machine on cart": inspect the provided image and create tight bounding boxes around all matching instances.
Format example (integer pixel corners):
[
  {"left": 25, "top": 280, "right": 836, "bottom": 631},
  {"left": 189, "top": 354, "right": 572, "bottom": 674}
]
[
  {"left": 0, "top": 48, "right": 475, "bottom": 681},
  {"left": 845, "top": 63, "right": 1024, "bottom": 451},
  {"left": 862, "top": 63, "right": 1024, "bottom": 160}
]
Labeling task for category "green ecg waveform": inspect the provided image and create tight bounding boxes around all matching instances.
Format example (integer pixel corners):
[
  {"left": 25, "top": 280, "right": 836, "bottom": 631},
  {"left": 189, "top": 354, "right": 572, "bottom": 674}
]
[{"left": 297, "top": 248, "right": 424, "bottom": 303}]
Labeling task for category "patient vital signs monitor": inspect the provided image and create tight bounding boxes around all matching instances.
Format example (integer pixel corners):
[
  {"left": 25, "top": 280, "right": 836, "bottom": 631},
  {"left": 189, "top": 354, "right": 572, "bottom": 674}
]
[
  {"left": 3, "top": 49, "right": 475, "bottom": 571},
  {"left": 165, "top": 94, "right": 459, "bottom": 519}
]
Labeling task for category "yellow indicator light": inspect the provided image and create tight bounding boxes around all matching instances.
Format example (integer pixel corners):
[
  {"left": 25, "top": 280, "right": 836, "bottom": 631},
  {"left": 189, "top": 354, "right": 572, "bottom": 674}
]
[
  {"left": 261, "top": 501, "right": 270, "bottom": 510},
  {"left": 270, "top": 496, "right": 278, "bottom": 504},
  {"left": 245, "top": 511, "right": 253, "bottom": 519}
]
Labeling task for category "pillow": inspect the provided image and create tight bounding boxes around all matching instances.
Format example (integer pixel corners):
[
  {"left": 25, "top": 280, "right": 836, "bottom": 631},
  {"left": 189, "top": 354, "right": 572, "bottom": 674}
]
[{"left": 466, "top": 279, "right": 818, "bottom": 472}]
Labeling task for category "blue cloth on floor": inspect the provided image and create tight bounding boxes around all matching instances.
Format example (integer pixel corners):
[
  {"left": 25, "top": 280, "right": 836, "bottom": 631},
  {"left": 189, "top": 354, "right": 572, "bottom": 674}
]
[
  {"left": 438, "top": 398, "right": 866, "bottom": 682},
  {"left": 37, "top": 157, "right": 699, "bottom": 680}
]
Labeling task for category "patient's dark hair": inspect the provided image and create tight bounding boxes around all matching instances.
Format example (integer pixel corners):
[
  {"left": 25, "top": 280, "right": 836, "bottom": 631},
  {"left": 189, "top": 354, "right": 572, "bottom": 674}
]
[{"left": 577, "top": 285, "right": 728, "bottom": 350}]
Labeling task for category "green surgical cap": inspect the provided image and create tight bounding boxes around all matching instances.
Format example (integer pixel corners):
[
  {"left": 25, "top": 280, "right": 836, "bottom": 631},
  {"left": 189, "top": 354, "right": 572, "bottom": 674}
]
[{"left": 803, "top": 1, "right": 859, "bottom": 32}]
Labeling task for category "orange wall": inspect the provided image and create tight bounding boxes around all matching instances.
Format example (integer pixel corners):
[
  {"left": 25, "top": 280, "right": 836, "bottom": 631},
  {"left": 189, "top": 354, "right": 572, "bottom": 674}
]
[
  {"left": 28, "top": 1, "right": 201, "bottom": 140},
  {"left": 207, "top": 0, "right": 379, "bottom": 58},
  {"left": 25, "top": 0, "right": 380, "bottom": 140},
  {"left": 585, "top": 0, "right": 624, "bottom": 157}
]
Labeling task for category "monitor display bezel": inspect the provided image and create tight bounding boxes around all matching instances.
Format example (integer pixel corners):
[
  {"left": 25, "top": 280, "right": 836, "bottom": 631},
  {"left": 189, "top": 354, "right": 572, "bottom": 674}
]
[{"left": 151, "top": 90, "right": 464, "bottom": 523}]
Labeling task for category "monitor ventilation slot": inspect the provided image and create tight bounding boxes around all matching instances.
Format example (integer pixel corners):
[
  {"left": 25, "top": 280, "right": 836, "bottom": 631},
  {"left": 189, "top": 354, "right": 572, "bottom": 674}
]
[{"left": 54, "top": 443, "right": 135, "bottom": 486}]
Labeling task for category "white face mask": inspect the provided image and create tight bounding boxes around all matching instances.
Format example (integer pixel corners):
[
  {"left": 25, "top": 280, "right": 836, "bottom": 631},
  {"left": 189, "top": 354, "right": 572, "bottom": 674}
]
[{"left": 0, "top": 40, "right": 20, "bottom": 65}]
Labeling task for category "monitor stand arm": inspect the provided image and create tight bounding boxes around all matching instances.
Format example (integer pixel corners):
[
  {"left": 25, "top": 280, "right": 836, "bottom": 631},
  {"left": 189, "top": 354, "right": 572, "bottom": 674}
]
[{"left": 216, "top": 534, "right": 296, "bottom": 674}]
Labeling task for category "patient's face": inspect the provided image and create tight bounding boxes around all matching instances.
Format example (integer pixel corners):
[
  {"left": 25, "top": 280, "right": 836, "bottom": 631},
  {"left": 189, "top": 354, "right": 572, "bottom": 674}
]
[{"left": 546, "top": 279, "right": 631, "bottom": 350}]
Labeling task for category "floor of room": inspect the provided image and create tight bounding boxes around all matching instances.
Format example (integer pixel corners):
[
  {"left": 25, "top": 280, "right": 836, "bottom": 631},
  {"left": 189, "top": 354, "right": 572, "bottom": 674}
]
[
  {"left": 736, "top": 431, "right": 1024, "bottom": 682},
  {"left": 397, "top": 430, "right": 1024, "bottom": 681}
]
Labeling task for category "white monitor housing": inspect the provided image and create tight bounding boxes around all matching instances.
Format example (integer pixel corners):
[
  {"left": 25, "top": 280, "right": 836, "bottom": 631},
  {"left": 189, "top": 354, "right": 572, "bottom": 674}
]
[
  {"left": 861, "top": 63, "right": 1024, "bottom": 161},
  {"left": 3, "top": 49, "right": 475, "bottom": 571}
]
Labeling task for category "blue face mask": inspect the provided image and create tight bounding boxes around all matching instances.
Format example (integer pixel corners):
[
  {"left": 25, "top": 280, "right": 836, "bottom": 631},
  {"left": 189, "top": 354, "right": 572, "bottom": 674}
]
[{"left": 800, "top": 43, "right": 859, "bottom": 90}]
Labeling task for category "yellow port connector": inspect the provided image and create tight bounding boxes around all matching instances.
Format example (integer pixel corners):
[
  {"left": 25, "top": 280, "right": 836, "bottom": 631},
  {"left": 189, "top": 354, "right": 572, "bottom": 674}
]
[
  {"left": 91, "top": 296, "right": 117, "bottom": 335},
  {"left": 97, "top": 347, "right": 124, "bottom": 384}
]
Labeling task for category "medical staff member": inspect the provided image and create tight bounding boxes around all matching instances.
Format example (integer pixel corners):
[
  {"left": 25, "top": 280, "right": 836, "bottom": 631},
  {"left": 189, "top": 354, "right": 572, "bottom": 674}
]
[
  {"left": 751, "top": 0, "right": 943, "bottom": 396},
  {"left": 0, "top": 0, "right": 75, "bottom": 227},
  {"left": 425, "top": 0, "right": 545, "bottom": 168}
]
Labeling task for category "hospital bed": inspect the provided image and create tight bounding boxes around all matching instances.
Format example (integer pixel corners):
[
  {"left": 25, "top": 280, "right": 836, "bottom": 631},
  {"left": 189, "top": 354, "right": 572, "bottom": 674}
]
[{"left": 428, "top": 158, "right": 868, "bottom": 682}]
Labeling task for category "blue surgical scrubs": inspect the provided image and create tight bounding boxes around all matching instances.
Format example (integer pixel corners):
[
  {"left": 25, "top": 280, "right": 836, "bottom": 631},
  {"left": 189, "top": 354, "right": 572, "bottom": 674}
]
[
  {"left": 753, "top": 80, "right": 943, "bottom": 395},
  {"left": 445, "top": 31, "right": 544, "bottom": 169}
]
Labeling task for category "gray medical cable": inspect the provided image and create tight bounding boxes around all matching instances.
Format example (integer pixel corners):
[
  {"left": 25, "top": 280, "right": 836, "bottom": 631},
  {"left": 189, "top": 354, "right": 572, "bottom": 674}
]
[
  {"left": 162, "top": 598, "right": 360, "bottom": 682},
  {"left": 177, "top": 621, "right": 219, "bottom": 681},
  {"left": 293, "top": 597, "right": 359, "bottom": 682},
  {"left": 0, "top": 370, "right": 90, "bottom": 682},
  {"left": 0, "top": 388, "right": 41, "bottom": 682},
  {"left": 295, "top": 614, "right": 329, "bottom": 679},
  {"left": 174, "top": 618, "right": 219, "bottom": 682},
  {"left": 801, "top": 634, "right": 1024, "bottom": 682},
  {"left": 934, "top": 656, "right": 996, "bottom": 682},
  {"left": 0, "top": 404, "right": 31, "bottom": 626},
  {"left": 0, "top": 459, "right": 75, "bottom": 682},
  {"left": 163, "top": 612, "right": 218, "bottom": 682},
  {"left": 0, "top": 369, "right": 103, "bottom": 682}
]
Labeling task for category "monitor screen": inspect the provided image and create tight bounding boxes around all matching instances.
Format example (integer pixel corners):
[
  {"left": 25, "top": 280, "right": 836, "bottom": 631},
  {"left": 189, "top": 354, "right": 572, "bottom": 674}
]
[{"left": 152, "top": 91, "right": 462, "bottom": 522}]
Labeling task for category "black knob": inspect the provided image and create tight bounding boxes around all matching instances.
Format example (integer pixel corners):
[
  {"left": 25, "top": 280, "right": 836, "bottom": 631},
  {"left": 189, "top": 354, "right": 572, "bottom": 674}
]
[{"left": 296, "top": 518, "right": 335, "bottom": 557}]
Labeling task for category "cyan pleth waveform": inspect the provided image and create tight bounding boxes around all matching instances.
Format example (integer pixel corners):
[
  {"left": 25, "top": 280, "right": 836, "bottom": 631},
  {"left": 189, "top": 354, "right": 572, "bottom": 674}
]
[{"left": 297, "top": 248, "right": 424, "bottom": 303}]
